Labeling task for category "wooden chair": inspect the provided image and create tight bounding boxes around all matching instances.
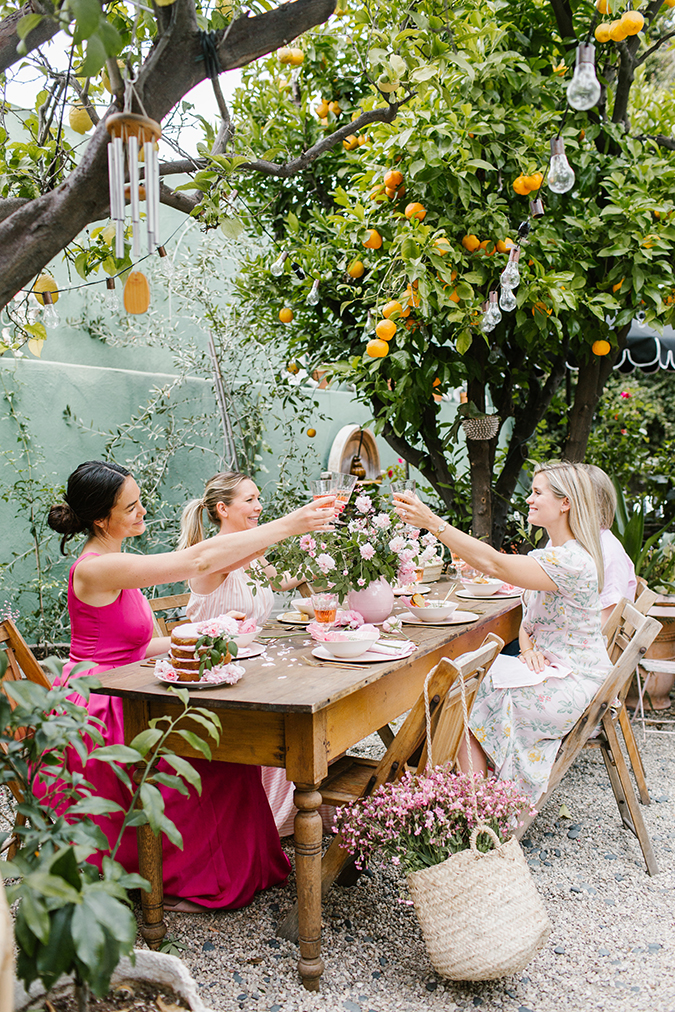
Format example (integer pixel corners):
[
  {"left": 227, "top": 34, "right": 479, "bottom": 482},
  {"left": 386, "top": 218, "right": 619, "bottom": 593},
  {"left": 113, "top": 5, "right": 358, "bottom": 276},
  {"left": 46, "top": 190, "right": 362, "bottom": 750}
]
[
  {"left": 148, "top": 592, "right": 190, "bottom": 637},
  {"left": 516, "top": 601, "right": 662, "bottom": 875},
  {"left": 278, "top": 633, "right": 504, "bottom": 941},
  {"left": 598, "top": 582, "right": 660, "bottom": 805},
  {"left": 0, "top": 619, "right": 53, "bottom": 859}
]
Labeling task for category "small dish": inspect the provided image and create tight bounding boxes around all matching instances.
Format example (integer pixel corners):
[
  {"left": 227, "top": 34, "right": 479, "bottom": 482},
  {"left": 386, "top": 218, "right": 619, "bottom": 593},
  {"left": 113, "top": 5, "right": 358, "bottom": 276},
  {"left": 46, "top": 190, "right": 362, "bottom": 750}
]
[
  {"left": 406, "top": 599, "right": 459, "bottom": 622},
  {"left": 455, "top": 588, "right": 522, "bottom": 601},
  {"left": 277, "top": 611, "right": 311, "bottom": 625},
  {"left": 393, "top": 584, "right": 431, "bottom": 596},
  {"left": 320, "top": 634, "right": 380, "bottom": 659},
  {"left": 399, "top": 610, "right": 480, "bottom": 627},
  {"left": 292, "top": 598, "right": 315, "bottom": 616},
  {"left": 235, "top": 642, "right": 265, "bottom": 660},
  {"left": 154, "top": 663, "right": 245, "bottom": 689},
  {"left": 459, "top": 578, "right": 503, "bottom": 597},
  {"left": 311, "top": 640, "right": 414, "bottom": 664},
  {"left": 231, "top": 628, "right": 261, "bottom": 649}
]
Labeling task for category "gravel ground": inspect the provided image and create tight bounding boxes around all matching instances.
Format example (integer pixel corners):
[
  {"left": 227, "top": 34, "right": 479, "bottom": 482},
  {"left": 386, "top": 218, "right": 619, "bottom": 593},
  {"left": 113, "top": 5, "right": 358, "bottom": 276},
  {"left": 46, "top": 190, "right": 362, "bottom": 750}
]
[{"left": 149, "top": 703, "right": 675, "bottom": 1012}]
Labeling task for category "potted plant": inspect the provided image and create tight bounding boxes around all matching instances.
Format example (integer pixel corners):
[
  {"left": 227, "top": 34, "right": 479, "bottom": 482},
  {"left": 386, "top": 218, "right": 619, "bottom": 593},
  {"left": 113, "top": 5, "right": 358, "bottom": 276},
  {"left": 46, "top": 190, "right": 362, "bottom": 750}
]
[
  {"left": 0, "top": 653, "right": 221, "bottom": 1012},
  {"left": 335, "top": 764, "right": 550, "bottom": 980},
  {"left": 269, "top": 484, "right": 440, "bottom": 622}
]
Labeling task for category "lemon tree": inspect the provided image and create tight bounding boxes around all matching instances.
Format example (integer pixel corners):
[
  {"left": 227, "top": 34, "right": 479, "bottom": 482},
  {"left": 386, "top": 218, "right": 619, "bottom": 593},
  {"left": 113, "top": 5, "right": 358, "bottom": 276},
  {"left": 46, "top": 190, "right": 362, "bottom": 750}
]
[{"left": 230, "top": 0, "right": 675, "bottom": 543}]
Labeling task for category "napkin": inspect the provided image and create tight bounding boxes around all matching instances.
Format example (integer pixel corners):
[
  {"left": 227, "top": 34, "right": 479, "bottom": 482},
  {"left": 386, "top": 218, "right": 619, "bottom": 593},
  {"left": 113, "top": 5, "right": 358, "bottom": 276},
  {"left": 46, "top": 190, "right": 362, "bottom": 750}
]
[
  {"left": 368, "top": 640, "right": 417, "bottom": 657},
  {"left": 490, "top": 652, "right": 572, "bottom": 689}
]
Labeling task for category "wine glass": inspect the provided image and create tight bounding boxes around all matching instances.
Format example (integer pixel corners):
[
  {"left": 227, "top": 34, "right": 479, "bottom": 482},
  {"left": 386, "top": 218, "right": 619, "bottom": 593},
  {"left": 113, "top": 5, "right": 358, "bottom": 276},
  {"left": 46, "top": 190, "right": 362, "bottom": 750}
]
[
  {"left": 310, "top": 476, "right": 337, "bottom": 500},
  {"left": 311, "top": 593, "right": 338, "bottom": 625},
  {"left": 334, "top": 472, "right": 358, "bottom": 515}
]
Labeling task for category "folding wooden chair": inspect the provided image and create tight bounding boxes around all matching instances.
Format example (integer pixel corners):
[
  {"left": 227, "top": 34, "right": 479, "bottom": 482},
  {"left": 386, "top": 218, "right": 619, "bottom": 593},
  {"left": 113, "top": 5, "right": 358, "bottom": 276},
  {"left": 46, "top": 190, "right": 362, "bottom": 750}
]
[
  {"left": 278, "top": 633, "right": 504, "bottom": 941},
  {"left": 598, "top": 584, "right": 660, "bottom": 805},
  {"left": 148, "top": 592, "right": 190, "bottom": 637},
  {"left": 516, "top": 602, "right": 662, "bottom": 875},
  {"left": 0, "top": 619, "right": 53, "bottom": 859}
]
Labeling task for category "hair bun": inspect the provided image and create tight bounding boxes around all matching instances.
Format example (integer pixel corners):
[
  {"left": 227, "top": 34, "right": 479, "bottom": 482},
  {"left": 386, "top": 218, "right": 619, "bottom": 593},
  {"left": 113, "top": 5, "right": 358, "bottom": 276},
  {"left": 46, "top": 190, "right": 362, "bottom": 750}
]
[{"left": 47, "top": 502, "right": 83, "bottom": 536}]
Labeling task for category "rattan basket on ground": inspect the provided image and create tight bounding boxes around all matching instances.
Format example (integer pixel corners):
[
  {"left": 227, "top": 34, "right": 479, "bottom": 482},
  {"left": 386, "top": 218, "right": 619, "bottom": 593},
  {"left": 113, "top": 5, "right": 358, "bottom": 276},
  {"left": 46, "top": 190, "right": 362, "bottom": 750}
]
[{"left": 407, "top": 826, "right": 551, "bottom": 980}]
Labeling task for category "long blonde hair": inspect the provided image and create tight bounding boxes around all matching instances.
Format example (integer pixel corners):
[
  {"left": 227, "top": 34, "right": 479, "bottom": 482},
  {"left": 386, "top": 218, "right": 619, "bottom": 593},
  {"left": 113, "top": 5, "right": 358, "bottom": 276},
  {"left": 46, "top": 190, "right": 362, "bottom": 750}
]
[
  {"left": 579, "top": 463, "right": 616, "bottom": 530},
  {"left": 178, "top": 471, "right": 249, "bottom": 550},
  {"left": 533, "top": 461, "right": 604, "bottom": 591}
]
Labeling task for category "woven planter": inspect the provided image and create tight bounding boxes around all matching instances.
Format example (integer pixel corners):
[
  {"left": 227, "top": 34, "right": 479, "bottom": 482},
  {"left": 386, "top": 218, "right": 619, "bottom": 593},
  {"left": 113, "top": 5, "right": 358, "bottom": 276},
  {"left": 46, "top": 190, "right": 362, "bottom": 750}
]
[
  {"left": 407, "top": 829, "right": 551, "bottom": 980},
  {"left": 461, "top": 415, "right": 500, "bottom": 441}
]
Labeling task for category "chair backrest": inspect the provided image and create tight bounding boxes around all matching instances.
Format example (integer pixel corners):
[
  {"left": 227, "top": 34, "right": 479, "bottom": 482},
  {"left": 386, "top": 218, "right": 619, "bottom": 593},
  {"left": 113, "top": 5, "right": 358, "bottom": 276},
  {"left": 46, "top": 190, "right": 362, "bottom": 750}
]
[
  {"left": 518, "top": 601, "right": 661, "bottom": 832},
  {"left": 602, "top": 581, "right": 659, "bottom": 660},
  {"left": 367, "top": 633, "right": 504, "bottom": 793},
  {"left": 0, "top": 620, "right": 52, "bottom": 698},
  {"left": 634, "top": 577, "right": 659, "bottom": 616},
  {"left": 148, "top": 593, "right": 190, "bottom": 637}
]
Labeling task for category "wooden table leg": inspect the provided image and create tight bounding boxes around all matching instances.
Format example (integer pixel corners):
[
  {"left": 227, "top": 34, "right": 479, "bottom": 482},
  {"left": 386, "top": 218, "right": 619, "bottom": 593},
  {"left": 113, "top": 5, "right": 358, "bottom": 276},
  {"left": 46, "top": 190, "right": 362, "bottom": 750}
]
[
  {"left": 292, "top": 781, "right": 325, "bottom": 990},
  {"left": 132, "top": 766, "right": 167, "bottom": 949}
]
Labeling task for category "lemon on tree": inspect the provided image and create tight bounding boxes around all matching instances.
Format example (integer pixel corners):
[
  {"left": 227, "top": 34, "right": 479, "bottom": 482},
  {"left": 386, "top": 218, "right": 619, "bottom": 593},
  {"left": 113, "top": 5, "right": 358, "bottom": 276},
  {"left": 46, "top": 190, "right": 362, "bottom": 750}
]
[
  {"left": 375, "top": 319, "right": 396, "bottom": 340},
  {"left": 347, "top": 260, "right": 365, "bottom": 279},
  {"left": 592, "top": 340, "right": 611, "bottom": 356},
  {"left": 69, "top": 106, "right": 93, "bottom": 134},
  {"left": 461, "top": 234, "right": 480, "bottom": 252},
  {"left": 279, "top": 307, "right": 294, "bottom": 323},
  {"left": 363, "top": 229, "right": 383, "bottom": 249},
  {"left": 382, "top": 300, "right": 403, "bottom": 319}
]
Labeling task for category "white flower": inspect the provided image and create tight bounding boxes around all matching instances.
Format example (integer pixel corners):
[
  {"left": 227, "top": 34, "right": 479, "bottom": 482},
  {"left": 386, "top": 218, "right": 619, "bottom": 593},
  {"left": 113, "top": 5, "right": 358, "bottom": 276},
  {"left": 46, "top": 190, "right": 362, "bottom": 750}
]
[
  {"left": 317, "top": 553, "right": 336, "bottom": 574},
  {"left": 355, "top": 494, "right": 373, "bottom": 513},
  {"left": 421, "top": 532, "right": 438, "bottom": 547},
  {"left": 359, "top": 542, "right": 376, "bottom": 560},
  {"left": 389, "top": 536, "right": 406, "bottom": 553},
  {"left": 372, "top": 512, "right": 391, "bottom": 529}
]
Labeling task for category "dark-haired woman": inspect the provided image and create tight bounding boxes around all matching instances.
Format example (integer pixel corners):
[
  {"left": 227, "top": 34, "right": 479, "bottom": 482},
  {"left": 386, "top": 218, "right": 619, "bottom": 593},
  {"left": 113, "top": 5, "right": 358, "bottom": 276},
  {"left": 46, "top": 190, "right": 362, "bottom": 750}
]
[{"left": 48, "top": 460, "right": 336, "bottom": 910}]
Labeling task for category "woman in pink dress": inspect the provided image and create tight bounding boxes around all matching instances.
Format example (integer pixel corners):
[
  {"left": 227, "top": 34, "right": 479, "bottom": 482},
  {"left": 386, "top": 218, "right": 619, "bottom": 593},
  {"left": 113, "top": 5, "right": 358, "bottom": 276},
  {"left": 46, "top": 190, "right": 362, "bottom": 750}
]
[
  {"left": 179, "top": 471, "right": 333, "bottom": 837},
  {"left": 47, "top": 460, "right": 336, "bottom": 909}
]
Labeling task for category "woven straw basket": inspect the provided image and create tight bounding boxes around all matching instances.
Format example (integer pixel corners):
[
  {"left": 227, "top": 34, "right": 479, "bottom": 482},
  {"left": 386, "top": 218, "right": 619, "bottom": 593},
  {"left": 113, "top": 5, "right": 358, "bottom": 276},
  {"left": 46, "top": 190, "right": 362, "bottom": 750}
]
[{"left": 407, "top": 827, "right": 551, "bottom": 980}]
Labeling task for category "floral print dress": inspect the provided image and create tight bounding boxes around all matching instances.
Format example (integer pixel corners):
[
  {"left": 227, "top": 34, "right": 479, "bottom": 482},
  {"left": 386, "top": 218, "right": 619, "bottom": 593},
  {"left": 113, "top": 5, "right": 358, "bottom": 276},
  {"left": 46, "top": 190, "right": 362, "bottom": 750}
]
[{"left": 469, "top": 540, "right": 612, "bottom": 804}]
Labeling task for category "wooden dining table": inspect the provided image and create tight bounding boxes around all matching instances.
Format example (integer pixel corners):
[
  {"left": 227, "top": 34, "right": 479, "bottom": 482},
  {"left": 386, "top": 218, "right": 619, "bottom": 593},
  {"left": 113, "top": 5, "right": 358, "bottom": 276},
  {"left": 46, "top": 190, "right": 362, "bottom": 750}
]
[{"left": 93, "top": 587, "right": 522, "bottom": 990}]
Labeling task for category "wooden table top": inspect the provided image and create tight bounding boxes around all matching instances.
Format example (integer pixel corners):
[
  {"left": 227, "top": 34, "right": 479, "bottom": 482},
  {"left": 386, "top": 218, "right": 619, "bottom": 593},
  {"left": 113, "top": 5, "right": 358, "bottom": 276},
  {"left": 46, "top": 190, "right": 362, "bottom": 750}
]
[{"left": 94, "top": 587, "right": 521, "bottom": 715}]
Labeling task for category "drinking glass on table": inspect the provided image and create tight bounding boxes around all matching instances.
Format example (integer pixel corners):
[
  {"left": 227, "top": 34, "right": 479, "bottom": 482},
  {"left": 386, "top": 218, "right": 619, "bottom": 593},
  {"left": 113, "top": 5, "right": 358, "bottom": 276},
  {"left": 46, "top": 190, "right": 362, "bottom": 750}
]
[
  {"left": 312, "top": 593, "right": 338, "bottom": 625},
  {"left": 310, "top": 476, "right": 337, "bottom": 500},
  {"left": 334, "top": 472, "right": 358, "bottom": 514}
]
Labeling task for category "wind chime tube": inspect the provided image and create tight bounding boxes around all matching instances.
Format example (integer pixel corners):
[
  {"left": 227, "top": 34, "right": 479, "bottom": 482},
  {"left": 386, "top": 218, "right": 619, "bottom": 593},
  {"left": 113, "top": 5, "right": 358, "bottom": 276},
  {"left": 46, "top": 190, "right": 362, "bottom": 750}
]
[
  {"left": 144, "top": 140, "right": 155, "bottom": 250},
  {"left": 113, "top": 135, "right": 126, "bottom": 259},
  {"left": 128, "top": 134, "right": 141, "bottom": 260},
  {"left": 107, "top": 143, "right": 120, "bottom": 221},
  {"left": 149, "top": 141, "right": 160, "bottom": 252}
]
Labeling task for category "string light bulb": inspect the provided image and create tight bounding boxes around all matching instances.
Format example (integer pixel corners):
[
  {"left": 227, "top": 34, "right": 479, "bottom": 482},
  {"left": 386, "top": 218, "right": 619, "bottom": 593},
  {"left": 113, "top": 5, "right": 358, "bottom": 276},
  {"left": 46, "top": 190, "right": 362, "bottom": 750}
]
[
  {"left": 499, "top": 284, "right": 517, "bottom": 312},
  {"left": 480, "top": 301, "right": 495, "bottom": 334},
  {"left": 635, "top": 310, "right": 647, "bottom": 327},
  {"left": 566, "top": 44, "right": 602, "bottom": 111},
  {"left": 271, "top": 251, "right": 288, "bottom": 276},
  {"left": 157, "top": 244, "right": 175, "bottom": 279},
  {"left": 548, "top": 137, "right": 575, "bottom": 194},
  {"left": 306, "top": 278, "right": 320, "bottom": 306},
  {"left": 41, "top": 290, "right": 60, "bottom": 326},
  {"left": 499, "top": 247, "right": 521, "bottom": 290},
  {"left": 485, "top": 290, "right": 502, "bottom": 329},
  {"left": 104, "top": 277, "right": 118, "bottom": 310}
]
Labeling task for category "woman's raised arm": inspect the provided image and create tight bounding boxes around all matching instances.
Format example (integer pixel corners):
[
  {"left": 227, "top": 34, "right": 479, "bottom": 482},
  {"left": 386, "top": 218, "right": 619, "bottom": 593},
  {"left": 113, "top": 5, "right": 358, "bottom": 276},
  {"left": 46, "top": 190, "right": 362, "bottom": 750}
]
[
  {"left": 393, "top": 493, "right": 557, "bottom": 593},
  {"left": 76, "top": 496, "right": 336, "bottom": 596}
]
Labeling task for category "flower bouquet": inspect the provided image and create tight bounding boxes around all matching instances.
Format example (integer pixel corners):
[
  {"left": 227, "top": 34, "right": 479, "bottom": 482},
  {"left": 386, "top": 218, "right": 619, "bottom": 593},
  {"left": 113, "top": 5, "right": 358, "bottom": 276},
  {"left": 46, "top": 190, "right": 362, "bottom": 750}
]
[
  {"left": 335, "top": 765, "right": 550, "bottom": 980},
  {"left": 269, "top": 484, "right": 439, "bottom": 602}
]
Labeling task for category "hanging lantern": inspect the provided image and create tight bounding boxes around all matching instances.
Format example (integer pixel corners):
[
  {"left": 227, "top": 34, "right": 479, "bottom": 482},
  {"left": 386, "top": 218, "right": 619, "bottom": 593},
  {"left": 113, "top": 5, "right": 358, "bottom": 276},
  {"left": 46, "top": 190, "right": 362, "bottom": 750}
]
[
  {"left": 106, "top": 113, "right": 161, "bottom": 260},
  {"left": 123, "top": 271, "right": 151, "bottom": 314}
]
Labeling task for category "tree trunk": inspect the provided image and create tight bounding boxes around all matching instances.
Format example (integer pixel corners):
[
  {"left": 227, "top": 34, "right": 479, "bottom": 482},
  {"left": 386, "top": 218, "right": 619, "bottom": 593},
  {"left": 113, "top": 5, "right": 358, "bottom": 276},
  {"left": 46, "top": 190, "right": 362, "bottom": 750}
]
[
  {"left": 564, "top": 338, "right": 622, "bottom": 461},
  {"left": 467, "top": 436, "right": 493, "bottom": 542}
]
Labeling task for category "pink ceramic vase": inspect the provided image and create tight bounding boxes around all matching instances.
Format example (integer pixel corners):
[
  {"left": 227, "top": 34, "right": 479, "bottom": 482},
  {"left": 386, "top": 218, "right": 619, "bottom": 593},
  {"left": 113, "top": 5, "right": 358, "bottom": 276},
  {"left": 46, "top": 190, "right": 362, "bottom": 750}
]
[{"left": 347, "top": 578, "right": 395, "bottom": 624}]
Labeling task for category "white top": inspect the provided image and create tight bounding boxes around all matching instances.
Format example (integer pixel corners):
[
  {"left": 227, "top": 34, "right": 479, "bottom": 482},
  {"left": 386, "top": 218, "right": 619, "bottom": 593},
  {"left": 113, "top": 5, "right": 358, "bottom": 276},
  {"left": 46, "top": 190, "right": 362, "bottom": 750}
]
[
  {"left": 187, "top": 566, "right": 274, "bottom": 627},
  {"left": 599, "top": 528, "right": 636, "bottom": 610}
]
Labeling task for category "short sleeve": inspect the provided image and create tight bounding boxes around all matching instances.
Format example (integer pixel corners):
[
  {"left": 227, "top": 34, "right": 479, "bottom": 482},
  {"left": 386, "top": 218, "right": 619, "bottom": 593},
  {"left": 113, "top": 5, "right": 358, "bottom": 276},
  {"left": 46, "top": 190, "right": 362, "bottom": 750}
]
[
  {"left": 529, "top": 543, "right": 596, "bottom": 597},
  {"left": 600, "top": 531, "right": 637, "bottom": 609}
]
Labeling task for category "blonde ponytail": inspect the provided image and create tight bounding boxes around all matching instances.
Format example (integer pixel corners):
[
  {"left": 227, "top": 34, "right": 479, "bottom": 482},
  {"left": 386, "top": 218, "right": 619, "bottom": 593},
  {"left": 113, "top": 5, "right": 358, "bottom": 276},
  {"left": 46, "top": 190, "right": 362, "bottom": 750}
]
[{"left": 178, "top": 498, "right": 207, "bottom": 551}]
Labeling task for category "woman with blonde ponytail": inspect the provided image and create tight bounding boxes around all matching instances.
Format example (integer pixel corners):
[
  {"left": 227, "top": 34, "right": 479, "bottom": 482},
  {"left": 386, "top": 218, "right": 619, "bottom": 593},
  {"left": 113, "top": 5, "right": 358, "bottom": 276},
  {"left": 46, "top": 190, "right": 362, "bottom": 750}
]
[
  {"left": 392, "top": 461, "right": 613, "bottom": 804},
  {"left": 180, "top": 472, "right": 333, "bottom": 837}
]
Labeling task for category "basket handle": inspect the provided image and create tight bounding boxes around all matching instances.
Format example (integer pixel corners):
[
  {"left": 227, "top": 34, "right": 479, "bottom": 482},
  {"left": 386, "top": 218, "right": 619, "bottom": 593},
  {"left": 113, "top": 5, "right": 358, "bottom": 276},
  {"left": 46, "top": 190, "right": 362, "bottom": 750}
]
[{"left": 469, "top": 824, "right": 503, "bottom": 856}]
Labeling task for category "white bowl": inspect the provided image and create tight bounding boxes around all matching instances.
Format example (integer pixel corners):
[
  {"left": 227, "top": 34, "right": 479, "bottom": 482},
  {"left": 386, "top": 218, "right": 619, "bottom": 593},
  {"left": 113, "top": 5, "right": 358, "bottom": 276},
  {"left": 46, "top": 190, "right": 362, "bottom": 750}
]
[
  {"left": 231, "top": 628, "right": 260, "bottom": 649},
  {"left": 460, "top": 578, "right": 503, "bottom": 597},
  {"left": 407, "top": 600, "right": 459, "bottom": 622},
  {"left": 292, "top": 598, "right": 315, "bottom": 616},
  {"left": 321, "top": 634, "right": 380, "bottom": 659}
]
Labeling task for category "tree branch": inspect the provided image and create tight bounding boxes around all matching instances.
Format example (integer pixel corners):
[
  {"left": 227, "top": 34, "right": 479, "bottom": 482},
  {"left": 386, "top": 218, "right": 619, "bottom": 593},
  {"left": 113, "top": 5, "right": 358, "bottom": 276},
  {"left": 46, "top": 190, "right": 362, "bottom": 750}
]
[
  {"left": 633, "top": 132, "right": 675, "bottom": 151},
  {"left": 0, "top": 0, "right": 61, "bottom": 74},
  {"left": 636, "top": 27, "right": 675, "bottom": 66},
  {"left": 548, "top": 0, "right": 575, "bottom": 44}
]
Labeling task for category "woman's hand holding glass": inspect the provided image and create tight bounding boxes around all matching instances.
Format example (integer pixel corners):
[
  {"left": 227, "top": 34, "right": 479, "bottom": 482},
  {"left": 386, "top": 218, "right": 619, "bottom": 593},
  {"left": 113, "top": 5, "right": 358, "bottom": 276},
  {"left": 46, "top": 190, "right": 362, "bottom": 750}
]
[
  {"left": 392, "top": 491, "right": 438, "bottom": 532},
  {"left": 287, "top": 494, "right": 337, "bottom": 534}
]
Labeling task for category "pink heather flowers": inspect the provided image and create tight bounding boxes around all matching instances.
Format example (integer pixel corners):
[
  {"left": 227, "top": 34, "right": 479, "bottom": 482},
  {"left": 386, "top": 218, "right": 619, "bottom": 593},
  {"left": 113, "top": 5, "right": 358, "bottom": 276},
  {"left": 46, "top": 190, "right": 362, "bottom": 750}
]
[{"left": 335, "top": 766, "right": 536, "bottom": 876}]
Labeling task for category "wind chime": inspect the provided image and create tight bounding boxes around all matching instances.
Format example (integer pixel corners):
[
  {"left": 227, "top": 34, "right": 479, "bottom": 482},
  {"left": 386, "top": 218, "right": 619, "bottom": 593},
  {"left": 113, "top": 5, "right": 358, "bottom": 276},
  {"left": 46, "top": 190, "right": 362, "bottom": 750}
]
[{"left": 106, "top": 108, "right": 162, "bottom": 313}]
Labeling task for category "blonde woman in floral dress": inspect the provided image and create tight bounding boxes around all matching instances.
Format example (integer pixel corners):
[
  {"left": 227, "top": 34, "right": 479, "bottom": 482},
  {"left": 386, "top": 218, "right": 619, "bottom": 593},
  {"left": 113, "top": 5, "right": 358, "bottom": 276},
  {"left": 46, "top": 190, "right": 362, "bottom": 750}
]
[{"left": 393, "top": 462, "right": 612, "bottom": 805}]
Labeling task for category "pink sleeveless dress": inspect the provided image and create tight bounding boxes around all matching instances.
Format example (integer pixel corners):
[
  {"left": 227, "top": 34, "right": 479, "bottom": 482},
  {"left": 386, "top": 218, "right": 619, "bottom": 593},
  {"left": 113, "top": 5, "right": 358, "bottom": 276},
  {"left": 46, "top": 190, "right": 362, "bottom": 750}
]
[{"left": 57, "top": 553, "right": 290, "bottom": 908}]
